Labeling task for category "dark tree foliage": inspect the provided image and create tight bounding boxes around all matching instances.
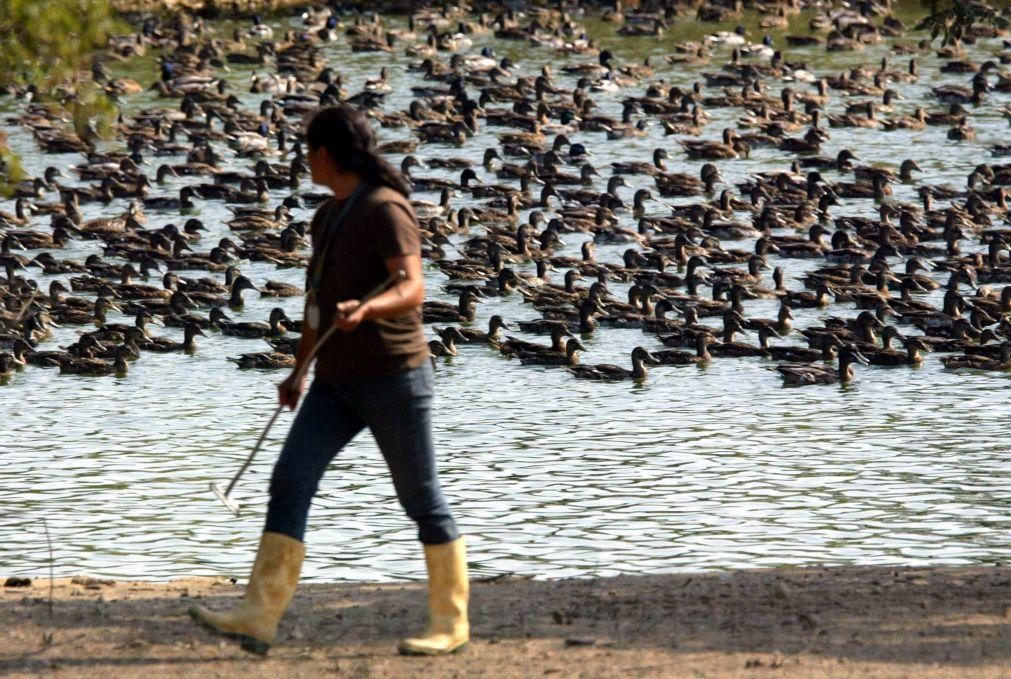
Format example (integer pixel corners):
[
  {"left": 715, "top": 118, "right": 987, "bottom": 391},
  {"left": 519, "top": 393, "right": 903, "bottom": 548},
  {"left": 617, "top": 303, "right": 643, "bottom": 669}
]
[
  {"left": 916, "top": 0, "right": 1011, "bottom": 46},
  {"left": 0, "top": 0, "right": 120, "bottom": 193}
]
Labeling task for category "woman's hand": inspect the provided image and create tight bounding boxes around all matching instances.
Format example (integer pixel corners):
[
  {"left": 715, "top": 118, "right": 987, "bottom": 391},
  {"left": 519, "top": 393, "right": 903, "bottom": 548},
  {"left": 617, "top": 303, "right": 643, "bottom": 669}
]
[
  {"left": 334, "top": 299, "right": 368, "bottom": 332},
  {"left": 278, "top": 370, "right": 307, "bottom": 410}
]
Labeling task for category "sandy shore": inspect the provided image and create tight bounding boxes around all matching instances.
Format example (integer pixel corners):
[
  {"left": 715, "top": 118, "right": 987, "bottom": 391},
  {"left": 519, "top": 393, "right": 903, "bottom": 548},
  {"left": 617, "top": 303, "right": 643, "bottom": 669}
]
[{"left": 3, "top": 565, "right": 1011, "bottom": 677}]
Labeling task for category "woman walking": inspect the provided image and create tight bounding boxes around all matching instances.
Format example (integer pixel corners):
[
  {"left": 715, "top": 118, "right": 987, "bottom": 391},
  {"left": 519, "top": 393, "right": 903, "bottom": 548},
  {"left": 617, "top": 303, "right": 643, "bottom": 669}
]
[{"left": 189, "top": 106, "right": 469, "bottom": 656}]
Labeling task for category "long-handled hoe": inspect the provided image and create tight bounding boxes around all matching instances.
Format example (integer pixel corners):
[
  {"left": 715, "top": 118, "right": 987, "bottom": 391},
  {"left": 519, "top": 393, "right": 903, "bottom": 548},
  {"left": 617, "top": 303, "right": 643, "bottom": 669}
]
[{"left": 210, "top": 270, "right": 406, "bottom": 515}]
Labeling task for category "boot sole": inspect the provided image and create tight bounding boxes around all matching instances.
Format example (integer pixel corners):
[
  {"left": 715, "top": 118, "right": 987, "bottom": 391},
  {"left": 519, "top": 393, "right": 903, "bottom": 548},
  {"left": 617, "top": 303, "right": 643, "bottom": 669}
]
[
  {"left": 398, "top": 641, "right": 469, "bottom": 656},
  {"left": 188, "top": 607, "right": 272, "bottom": 656}
]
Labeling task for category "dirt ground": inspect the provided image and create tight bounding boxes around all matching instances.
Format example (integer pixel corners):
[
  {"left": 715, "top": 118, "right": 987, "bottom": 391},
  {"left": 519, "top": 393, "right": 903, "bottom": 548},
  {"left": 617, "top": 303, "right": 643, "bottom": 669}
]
[{"left": 3, "top": 565, "right": 1011, "bottom": 678}]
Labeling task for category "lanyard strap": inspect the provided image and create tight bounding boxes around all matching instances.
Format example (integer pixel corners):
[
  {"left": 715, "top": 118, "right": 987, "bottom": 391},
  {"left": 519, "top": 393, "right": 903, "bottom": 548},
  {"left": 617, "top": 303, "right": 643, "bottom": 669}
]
[{"left": 308, "top": 182, "right": 368, "bottom": 294}]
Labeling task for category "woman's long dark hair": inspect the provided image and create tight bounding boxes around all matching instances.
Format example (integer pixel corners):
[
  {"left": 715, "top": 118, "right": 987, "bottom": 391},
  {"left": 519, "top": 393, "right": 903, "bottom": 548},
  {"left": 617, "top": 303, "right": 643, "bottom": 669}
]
[{"left": 304, "top": 106, "right": 411, "bottom": 197}]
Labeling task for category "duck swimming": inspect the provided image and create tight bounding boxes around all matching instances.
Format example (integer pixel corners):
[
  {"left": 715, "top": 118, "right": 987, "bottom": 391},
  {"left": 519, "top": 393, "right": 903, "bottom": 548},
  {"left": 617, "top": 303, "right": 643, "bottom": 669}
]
[
  {"left": 568, "top": 346, "right": 659, "bottom": 381},
  {"left": 653, "top": 333, "right": 712, "bottom": 365},
  {"left": 453, "top": 315, "right": 510, "bottom": 344},
  {"left": 519, "top": 337, "right": 585, "bottom": 366},
  {"left": 941, "top": 342, "right": 1011, "bottom": 370},
  {"left": 219, "top": 307, "right": 289, "bottom": 339},
  {"left": 3, "top": 3, "right": 1011, "bottom": 405},
  {"left": 228, "top": 351, "right": 296, "bottom": 370},
  {"left": 771, "top": 346, "right": 869, "bottom": 386},
  {"left": 140, "top": 322, "right": 206, "bottom": 353},
  {"left": 59, "top": 345, "right": 133, "bottom": 377},
  {"left": 499, "top": 324, "right": 571, "bottom": 357}
]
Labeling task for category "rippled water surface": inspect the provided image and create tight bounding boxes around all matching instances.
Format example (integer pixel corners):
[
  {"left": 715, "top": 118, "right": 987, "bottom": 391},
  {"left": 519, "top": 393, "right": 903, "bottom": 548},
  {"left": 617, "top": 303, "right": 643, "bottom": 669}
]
[{"left": 3, "top": 6, "right": 1011, "bottom": 582}]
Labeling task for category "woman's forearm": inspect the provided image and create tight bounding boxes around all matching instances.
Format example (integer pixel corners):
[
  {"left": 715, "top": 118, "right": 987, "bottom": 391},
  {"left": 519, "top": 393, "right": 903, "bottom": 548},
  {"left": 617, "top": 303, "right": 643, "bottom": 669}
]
[
  {"left": 358, "top": 276, "right": 424, "bottom": 321},
  {"left": 355, "top": 255, "right": 425, "bottom": 322}
]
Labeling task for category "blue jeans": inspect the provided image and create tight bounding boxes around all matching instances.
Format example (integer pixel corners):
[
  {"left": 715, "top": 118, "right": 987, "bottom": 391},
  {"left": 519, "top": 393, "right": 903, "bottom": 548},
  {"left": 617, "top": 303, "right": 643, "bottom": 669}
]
[{"left": 265, "top": 362, "right": 459, "bottom": 545}]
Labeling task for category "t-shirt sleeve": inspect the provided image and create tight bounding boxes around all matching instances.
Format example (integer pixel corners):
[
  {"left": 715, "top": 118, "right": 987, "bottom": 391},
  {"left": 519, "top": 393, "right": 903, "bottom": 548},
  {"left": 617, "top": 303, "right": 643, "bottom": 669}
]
[{"left": 373, "top": 200, "right": 421, "bottom": 260}]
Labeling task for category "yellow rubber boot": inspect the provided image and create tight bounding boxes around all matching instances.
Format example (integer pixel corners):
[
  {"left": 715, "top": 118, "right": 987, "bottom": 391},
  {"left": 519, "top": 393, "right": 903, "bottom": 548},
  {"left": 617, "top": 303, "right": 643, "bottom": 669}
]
[
  {"left": 188, "top": 531, "right": 305, "bottom": 655},
  {"left": 399, "top": 537, "right": 470, "bottom": 655}
]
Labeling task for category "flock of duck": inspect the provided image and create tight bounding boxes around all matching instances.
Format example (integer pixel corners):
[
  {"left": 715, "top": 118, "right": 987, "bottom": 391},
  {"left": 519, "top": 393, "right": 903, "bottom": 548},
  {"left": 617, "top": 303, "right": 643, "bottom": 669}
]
[{"left": 1, "top": 1, "right": 1011, "bottom": 386}]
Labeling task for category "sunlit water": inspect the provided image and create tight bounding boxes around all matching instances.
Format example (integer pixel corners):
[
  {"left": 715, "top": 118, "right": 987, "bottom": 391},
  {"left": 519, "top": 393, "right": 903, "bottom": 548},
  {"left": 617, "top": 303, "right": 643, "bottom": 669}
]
[{"left": 3, "top": 6, "right": 1011, "bottom": 582}]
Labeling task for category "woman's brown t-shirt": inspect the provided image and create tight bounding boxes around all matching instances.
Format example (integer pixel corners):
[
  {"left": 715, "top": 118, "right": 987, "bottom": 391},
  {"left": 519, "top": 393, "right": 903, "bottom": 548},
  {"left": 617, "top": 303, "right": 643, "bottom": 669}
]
[{"left": 309, "top": 185, "right": 429, "bottom": 382}]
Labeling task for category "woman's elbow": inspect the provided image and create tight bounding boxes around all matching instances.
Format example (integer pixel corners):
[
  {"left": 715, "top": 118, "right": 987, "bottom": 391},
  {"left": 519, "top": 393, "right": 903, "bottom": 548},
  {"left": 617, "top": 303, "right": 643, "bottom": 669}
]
[
  {"left": 410, "top": 280, "right": 426, "bottom": 307},
  {"left": 400, "top": 275, "right": 424, "bottom": 307}
]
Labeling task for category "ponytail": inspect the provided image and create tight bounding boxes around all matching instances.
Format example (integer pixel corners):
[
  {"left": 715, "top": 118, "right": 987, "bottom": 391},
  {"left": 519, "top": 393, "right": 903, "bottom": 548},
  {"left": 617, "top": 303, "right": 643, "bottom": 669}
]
[{"left": 305, "top": 106, "right": 411, "bottom": 197}]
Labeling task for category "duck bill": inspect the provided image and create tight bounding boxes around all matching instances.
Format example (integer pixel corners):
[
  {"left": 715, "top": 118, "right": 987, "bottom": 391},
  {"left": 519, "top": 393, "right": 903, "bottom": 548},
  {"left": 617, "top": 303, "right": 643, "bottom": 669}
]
[{"left": 851, "top": 350, "right": 870, "bottom": 366}]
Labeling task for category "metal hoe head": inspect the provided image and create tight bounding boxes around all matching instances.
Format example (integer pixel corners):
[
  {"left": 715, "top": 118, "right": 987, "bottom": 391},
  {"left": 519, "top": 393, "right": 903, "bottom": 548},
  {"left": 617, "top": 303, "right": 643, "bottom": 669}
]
[{"left": 210, "top": 482, "right": 241, "bottom": 516}]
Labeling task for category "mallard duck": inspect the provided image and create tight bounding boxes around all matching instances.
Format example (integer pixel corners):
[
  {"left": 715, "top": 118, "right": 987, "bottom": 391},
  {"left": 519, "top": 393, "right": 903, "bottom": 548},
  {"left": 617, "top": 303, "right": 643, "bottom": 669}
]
[
  {"left": 705, "top": 314, "right": 762, "bottom": 358},
  {"left": 0, "top": 351, "right": 25, "bottom": 382},
  {"left": 680, "top": 128, "right": 740, "bottom": 160},
  {"left": 654, "top": 164, "right": 721, "bottom": 197},
  {"left": 798, "top": 149, "right": 859, "bottom": 171},
  {"left": 640, "top": 299, "right": 686, "bottom": 334},
  {"left": 6, "top": 226, "right": 72, "bottom": 250},
  {"left": 0, "top": 198, "right": 35, "bottom": 226},
  {"left": 519, "top": 337, "right": 584, "bottom": 366},
  {"left": 50, "top": 297, "right": 121, "bottom": 326},
  {"left": 140, "top": 322, "right": 206, "bottom": 353},
  {"left": 771, "top": 346, "right": 869, "bottom": 386},
  {"left": 184, "top": 275, "right": 260, "bottom": 310},
  {"left": 775, "top": 225, "right": 830, "bottom": 259},
  {"left": 499, "top": 324, "right": 571, "bottom": 357},
  {"left": 802, "top": 311, "right": 885, "bottom": 349},
  {"left": 59, "top": 345, "right": 132, "bottom": 377},
  {"left": 966, "top": 286, "right": 1011, "bottom": 318},
  {"left": 654, "top": 333, "right": 711, "bottom": 365},
  {"left": 30, "top": 252, "right": 90, "bottom": 274},
  {"left": 882, "top": 108, "right": 928, "bottom": 131},
  {"left": 13, "top": 167, "right": 61, "bottom": 198},
  {"left": 219, "top": 307, "right": 290, "bottom": 338},
  {"left": 846, "top": 270, "right": 903, "bottom": 309},
  {"left": 828, "top": 102, "right": 879, "bottom": 129},
  {"left": 423, "top": 291, "right": 479, "bottom": 323},
  {"left": 428, "top": 327, "right": 467, "bottom": 359},
  {"left": 701, "top": 209, "right": 760, "bottom": 240},
  {"left": 932, "top": 78, "right": 986, "bottom": 106},
  {"left": 259, "top": 280, "right": 302, "bottom": 297},
  {"left": 941, "top": 342, "right": 1011, "bottom": 370},
  {"left": 947, "top": 121, "right": 976, "bottom": 141},
  {"left": 569, "top": 346, "right": 659, "bottom": 381},
  {"left": 454, "top": 315, "right": 510, "bottom": 344},
  {"left": 164, "top": 306, "right": 230, "bottom": 331},
  {"left": 759, "top": 328, "right": 836, "bottom": 363},
  {"left": 86, "top": 309, "right": 160, "bottom": 343},
  {"left": 228, "top": 351, "right": 296, "bottom": 370},
  {"left": 778, "top": 127, "right": 826, "bottom": 154},
  {"left": 612, "top": 149, "right": 670, "bottom": 176},
  {"left": 143, "top": 186, "right": 198, "bottom": 211},
  {"left": 867, "top": 336, "right": 930, "bottom": 366},
  {"left": 411, "top": 168, "right": 480, "bottom": 194},
  {"left": 852, "top": 159, "right": 922, "bottom": 184}
]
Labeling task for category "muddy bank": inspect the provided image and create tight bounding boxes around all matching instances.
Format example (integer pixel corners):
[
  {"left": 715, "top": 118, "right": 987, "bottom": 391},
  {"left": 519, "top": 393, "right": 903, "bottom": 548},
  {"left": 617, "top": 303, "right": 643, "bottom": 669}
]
[{"left": 2, "top": 564, "right": 1010, "bottom": 677}]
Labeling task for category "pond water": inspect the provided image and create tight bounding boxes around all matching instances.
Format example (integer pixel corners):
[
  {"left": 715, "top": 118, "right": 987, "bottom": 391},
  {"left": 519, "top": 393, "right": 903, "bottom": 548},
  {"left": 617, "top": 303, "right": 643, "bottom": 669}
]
[{"left": 2, "top": 4, "right": 1011, "bottom": 583}]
